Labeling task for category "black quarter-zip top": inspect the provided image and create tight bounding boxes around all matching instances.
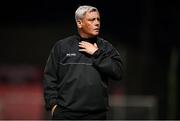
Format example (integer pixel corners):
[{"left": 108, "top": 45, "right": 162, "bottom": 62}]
[{"left": 43, "top": 34, "right": 123, "bottom": 112}]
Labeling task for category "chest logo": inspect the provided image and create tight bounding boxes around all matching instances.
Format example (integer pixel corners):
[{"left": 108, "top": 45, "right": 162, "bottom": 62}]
[{"left": 66, "top": 53, "right": 77, "bottom": 57}]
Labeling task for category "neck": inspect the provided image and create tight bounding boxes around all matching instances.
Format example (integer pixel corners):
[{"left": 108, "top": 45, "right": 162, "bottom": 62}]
[
  {"left": 76, "top": 33, "right": 97, "bottom": 43},
  {"left": 78, "top": 32, "right": 97, "bottom": 39}
]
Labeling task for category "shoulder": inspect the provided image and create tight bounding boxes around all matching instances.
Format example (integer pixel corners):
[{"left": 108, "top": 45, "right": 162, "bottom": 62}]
[
  {"left": 97, "top": 37, "right": 114, "bottom": 49},
  {"left": 97, "top": 37, "right": 121, "bottom": 56},
  {"left": 53, "top": 34, "right": 78, "bottom": 48},
  {"left": 55, "top": 35, "right": 77, "bottom": 45}
]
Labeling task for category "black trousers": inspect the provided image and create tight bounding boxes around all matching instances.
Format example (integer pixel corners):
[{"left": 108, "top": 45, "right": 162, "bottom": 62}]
[{"left": 52, "top": 106, "right": 107, "bottom": 120}]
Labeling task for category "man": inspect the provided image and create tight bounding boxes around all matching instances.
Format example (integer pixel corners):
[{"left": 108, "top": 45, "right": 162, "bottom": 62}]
[{"left": 43, "top": 5, "right": 123, "bottom": 120}]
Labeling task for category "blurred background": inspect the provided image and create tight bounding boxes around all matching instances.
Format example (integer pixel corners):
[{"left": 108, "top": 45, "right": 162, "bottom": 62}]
[{"left": 0, "top": 0, "right": 179, "bottom": 120}]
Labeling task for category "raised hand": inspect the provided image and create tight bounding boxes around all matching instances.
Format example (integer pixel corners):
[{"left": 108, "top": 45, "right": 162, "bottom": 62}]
[{"left": 79, "top": 41, "right": 98, "bottom": 55}]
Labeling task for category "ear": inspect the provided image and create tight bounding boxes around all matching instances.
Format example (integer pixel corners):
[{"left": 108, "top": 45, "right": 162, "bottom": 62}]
[{"left": 76, "top": 20, "right": 82, "bottom": 28}]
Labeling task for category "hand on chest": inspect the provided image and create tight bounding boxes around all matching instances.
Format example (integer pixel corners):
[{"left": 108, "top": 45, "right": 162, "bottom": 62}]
[{"left": 60, "top": 44, "right": 93, "bottom": 65}]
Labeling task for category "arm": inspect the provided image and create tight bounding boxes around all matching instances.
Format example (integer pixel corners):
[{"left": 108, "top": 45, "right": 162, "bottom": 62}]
[
  {"left": 43, "top": 44, "right": 59, "bottom": 111},
  {"left": 78, "top": 40, "right": 123, "bottom": 81},
  {"left": 92, "top": 44, "right": 123, "bottom": 81}
]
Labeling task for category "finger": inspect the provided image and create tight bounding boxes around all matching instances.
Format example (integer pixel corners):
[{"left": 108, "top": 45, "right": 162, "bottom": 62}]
[
  {"left": 79, "top": 49, "right": 87, "bottom": 52},
  {"left": 79, "top": 44, "right": 86, "bottom": 48},
  {"left": 94, "top": 43, "right": 97, "bottom": 47},
  {"left": 79, "top": 42, "right": 83, "bottom": 45},
  {"left": 81, "top": 41, "right": 91, "bottom": 45},
  {"left": 79, "top": 42, "right": 88, "bottom": 46},
  {"left": 81, "top": 41, "right": 89, "bottom": 43}
]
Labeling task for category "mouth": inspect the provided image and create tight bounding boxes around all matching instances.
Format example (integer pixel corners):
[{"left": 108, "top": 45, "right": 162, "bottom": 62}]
[{"left": 94, "top": 28, "right": 100, "bottom": 31}]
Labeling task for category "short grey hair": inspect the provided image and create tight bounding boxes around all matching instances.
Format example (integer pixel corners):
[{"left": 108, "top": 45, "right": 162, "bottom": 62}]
[{"left": 75, "top": 5, "right": 99, "bottom": 21}]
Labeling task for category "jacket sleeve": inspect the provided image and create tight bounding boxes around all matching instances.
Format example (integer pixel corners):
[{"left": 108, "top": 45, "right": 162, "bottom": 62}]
[
  {"left": 43, "top": 44, "right": 59, "bottom": 111},
  {"left": 92, "top": 42, "right": 123, "bottom": 81}
]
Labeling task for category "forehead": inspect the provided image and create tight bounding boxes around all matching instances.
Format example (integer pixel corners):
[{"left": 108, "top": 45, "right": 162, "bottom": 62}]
[{"left": 84, "top": 11, "right": 100, "bottom": 18}]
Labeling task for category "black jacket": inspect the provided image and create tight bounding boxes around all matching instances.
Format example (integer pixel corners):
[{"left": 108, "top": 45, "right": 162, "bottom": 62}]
[{"left": 43, "top": 34, "right": 123, "bottom": 112}]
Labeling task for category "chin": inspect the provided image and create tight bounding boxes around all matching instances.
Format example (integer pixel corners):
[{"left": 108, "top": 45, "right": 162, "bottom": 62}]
[
  {"left": 93, "top": 32, "right": 99, "bottom": 36},
  {"left": 87, "top": 32, "right": 99, "bottom": 38},
  {"left": 91, "top": 34, "right": 98, "bottom": 38}
]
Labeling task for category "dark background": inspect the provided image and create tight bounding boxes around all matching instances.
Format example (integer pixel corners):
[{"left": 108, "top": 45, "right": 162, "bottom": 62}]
[{"left": 0, "top": 0, "right": 179, "bottom": 119}]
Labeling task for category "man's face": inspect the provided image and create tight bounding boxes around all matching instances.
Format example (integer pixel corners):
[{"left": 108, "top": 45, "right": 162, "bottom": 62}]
[{"left": 78, "top": 11, "right": 100, "bottom": 38}]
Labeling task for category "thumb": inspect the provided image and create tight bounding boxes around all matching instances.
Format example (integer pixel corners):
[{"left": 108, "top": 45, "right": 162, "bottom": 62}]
[{"left": 94, "top": 43, "right": 98, "bottom": 47}]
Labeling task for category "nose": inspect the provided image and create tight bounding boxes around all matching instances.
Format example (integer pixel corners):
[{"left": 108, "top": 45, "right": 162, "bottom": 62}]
[{"left": 94, "top": 19, "right": 100, "bottom": 26}]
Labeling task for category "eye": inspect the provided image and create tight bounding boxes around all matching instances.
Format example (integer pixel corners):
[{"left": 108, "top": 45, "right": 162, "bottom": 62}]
[{"left": 88, "top": 18, "right": 94, "bottom": 21}]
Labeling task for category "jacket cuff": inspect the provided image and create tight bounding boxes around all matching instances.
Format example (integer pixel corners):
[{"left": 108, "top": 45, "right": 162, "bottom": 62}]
[
  {"left": 92, "top": 49, "right": 102, "bottom": 58},
  {"left": 49, "top": 98, "right": 57, "bottom": 111}
]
